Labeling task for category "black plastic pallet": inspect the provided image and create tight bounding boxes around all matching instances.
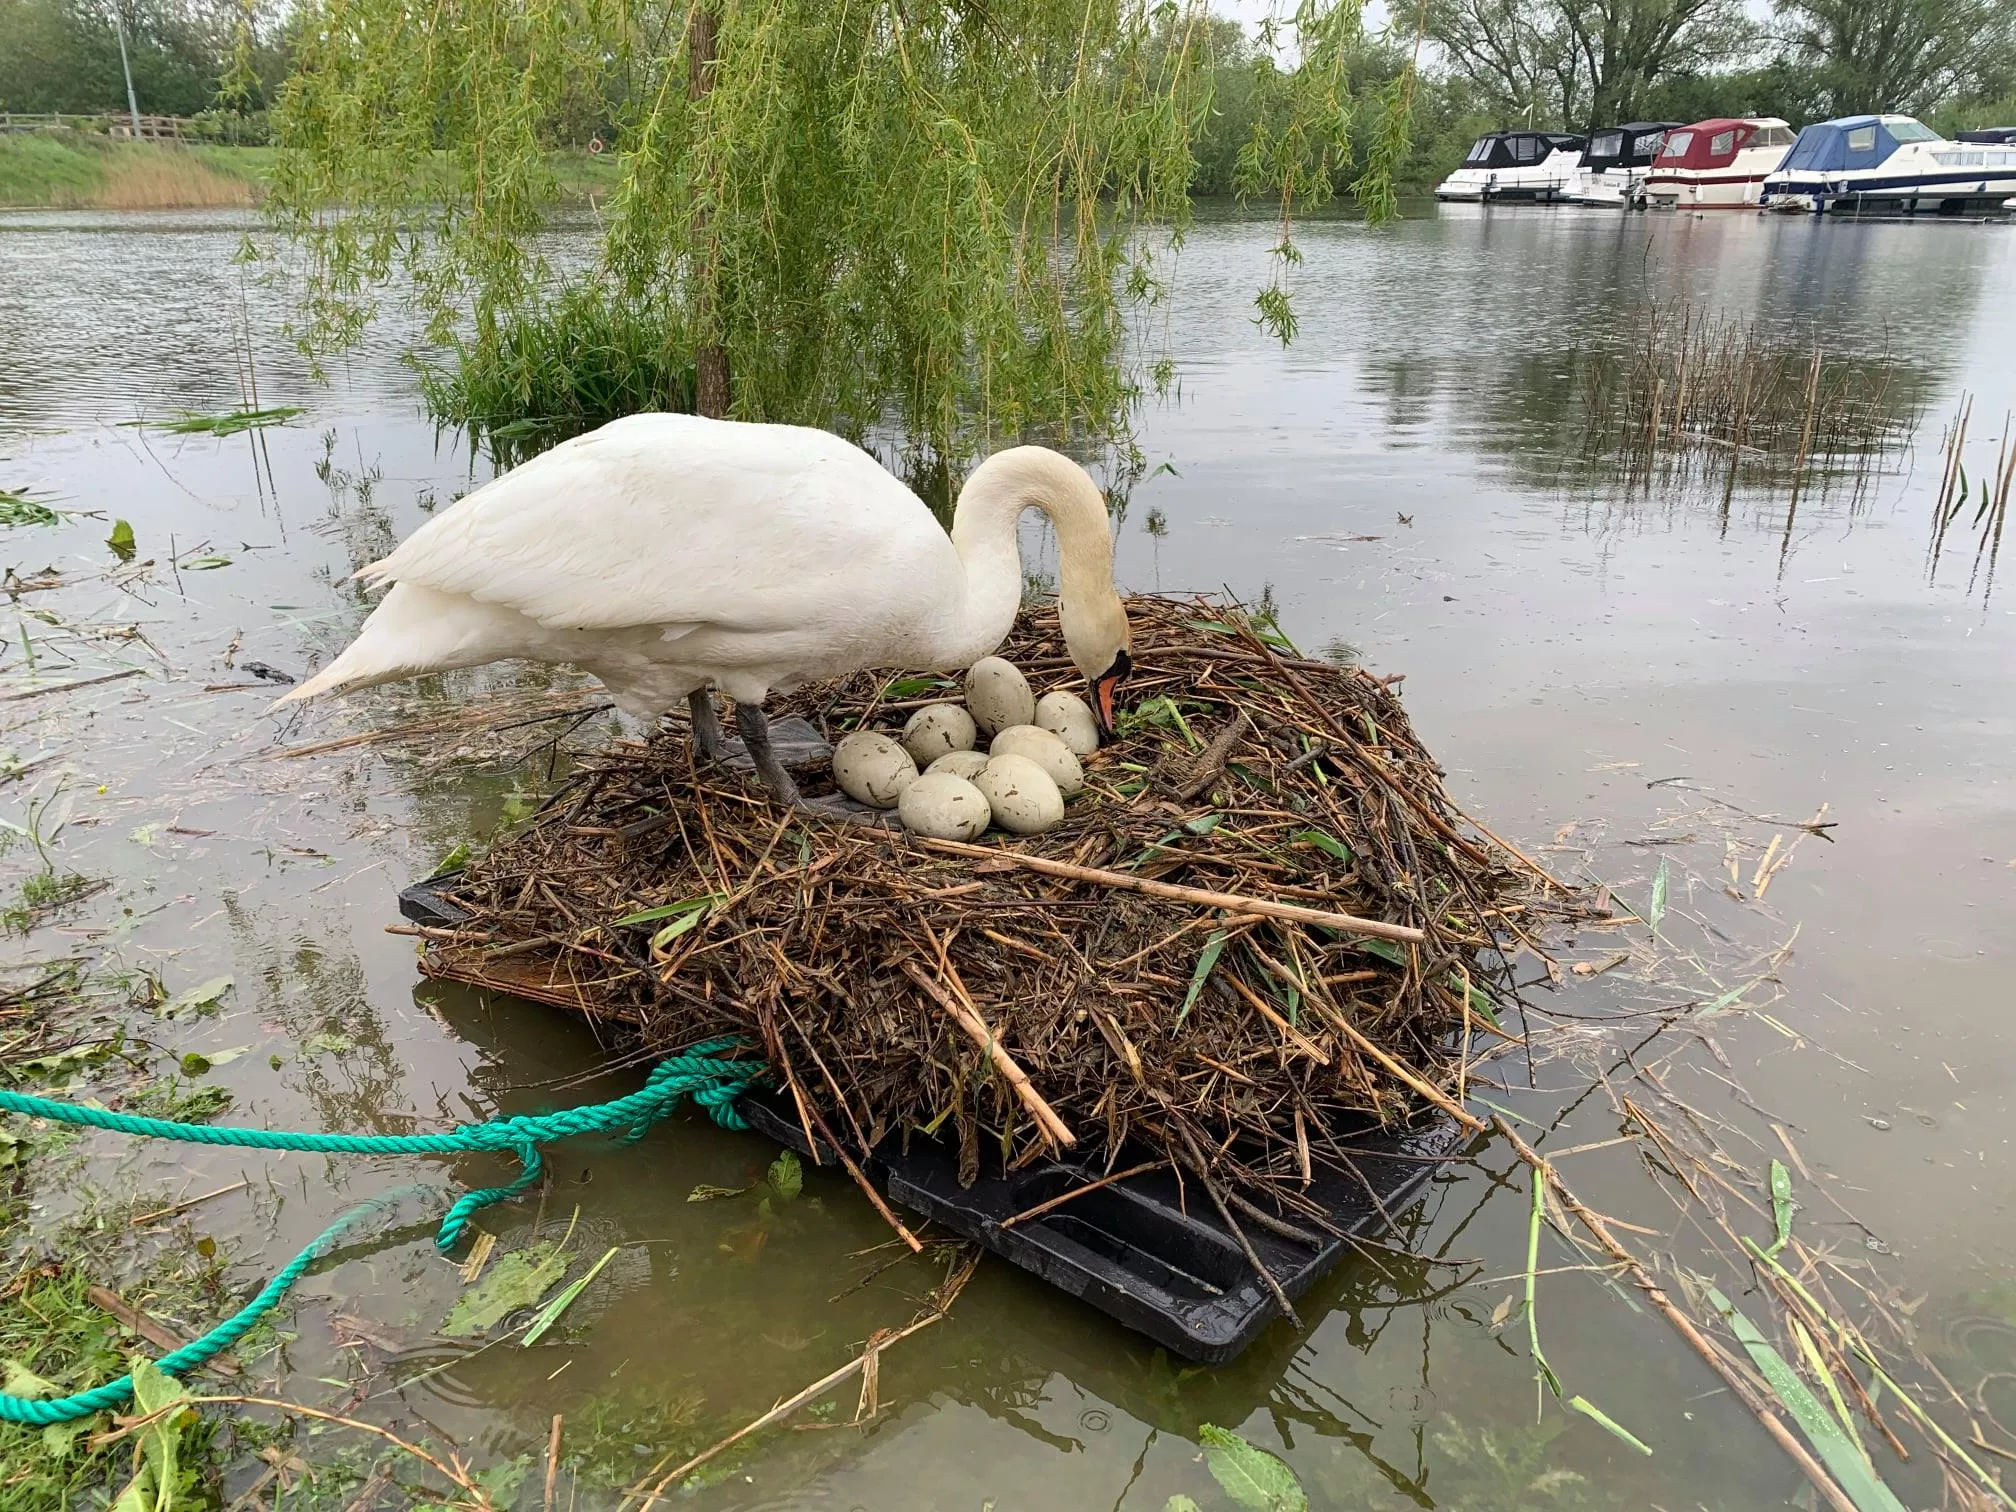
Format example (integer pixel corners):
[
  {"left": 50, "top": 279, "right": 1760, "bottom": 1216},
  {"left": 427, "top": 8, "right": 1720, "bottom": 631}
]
[{"left": 400, "top": 872, "right": 1458, "bottom": 1363}]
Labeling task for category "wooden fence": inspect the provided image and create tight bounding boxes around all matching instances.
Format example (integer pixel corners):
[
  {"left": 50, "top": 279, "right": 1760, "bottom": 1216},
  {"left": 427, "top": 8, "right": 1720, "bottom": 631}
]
[{"left": 1, "top": 113, "right": 197, "bottom": 141}]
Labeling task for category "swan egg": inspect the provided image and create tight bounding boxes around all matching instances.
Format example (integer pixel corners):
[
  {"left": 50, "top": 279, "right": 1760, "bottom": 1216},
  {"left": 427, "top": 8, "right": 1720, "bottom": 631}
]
[
  {"left": 925, "top": 749, "right": 991, "bottom": 781},
  {"left": 897, "top": 772, "right": 993, "bottom": 841},
  {"left": 974, "top": 753, "right": 1065, "bottom": 835},
  {"left": 964, "top": 656, "right": 1035, "bottom": 736},
  {"left": 831, "top": 730, "right": 918, "bottom": 809},
  {"left": 988, "top": 724, "right": 1084, "bottom": 796},
  {"left": 900, "top": 702, "right": 978, "bottom": 764},
  {"left": 1034, "top": 690, "right": 1100, "bottom": 757}
]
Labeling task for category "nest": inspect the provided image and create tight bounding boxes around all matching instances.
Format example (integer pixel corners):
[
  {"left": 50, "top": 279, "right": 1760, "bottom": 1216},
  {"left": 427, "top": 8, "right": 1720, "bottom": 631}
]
[{"left": 414, "top": 596, "right": 1545, "bottom": 1223}]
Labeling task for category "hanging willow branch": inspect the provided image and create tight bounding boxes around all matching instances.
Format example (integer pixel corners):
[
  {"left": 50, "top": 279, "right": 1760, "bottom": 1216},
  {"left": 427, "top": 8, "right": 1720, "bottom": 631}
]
[{"left": 265, "top": 0, "right": 1394, "bottom": 460}]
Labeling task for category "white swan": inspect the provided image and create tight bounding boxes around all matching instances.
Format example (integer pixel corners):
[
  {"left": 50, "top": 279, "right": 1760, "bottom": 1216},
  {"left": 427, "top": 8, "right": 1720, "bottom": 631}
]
[{"left": 278, "top": 413, "right": 1134, "bottom": 803}]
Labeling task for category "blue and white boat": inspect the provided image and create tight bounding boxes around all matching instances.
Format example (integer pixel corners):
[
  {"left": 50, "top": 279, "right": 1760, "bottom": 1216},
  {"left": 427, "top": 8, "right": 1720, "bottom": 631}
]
[{"left": 1761, "top": 114, "right": 2016, "bottom": 215}]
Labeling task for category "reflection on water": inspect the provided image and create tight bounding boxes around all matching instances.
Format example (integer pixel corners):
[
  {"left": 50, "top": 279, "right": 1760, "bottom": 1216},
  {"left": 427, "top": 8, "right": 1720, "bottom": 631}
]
[{"left": 1, "top": 203, "right": 2014, "bottom": 1509}]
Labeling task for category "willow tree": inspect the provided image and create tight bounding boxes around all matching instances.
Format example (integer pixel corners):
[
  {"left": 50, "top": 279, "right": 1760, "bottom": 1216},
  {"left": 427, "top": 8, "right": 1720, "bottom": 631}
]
[{"left": 268, "top": 0, "right": 1395, "bottom": 461}]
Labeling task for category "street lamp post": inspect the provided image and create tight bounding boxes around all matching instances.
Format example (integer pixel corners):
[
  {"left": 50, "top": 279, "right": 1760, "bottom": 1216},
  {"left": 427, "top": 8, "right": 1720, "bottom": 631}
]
[{"left": 111, "top": 0, "right": 143, "bottom": 138}]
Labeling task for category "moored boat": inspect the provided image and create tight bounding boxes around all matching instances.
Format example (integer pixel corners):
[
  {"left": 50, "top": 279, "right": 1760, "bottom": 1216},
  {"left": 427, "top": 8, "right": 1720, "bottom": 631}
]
[
  {"left": 1642, "top": 117, "right": 1797, "bottom": 209},
  {"left": 1573, "top": 122, "right": 1681, "bottom": 206},
  {"left": 1761, "top": 114, "right": 2016, "bottom": 215},
  {"left": 1435, "top": 131, "right": 1587, "bottom": 203}
]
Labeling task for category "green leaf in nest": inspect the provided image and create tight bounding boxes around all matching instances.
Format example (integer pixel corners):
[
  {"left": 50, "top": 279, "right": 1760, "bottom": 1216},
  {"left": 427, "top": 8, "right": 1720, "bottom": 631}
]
[
  {"left": 1199, "top": 1425, "right": 1307, "bottom": 1511},
  {"left": 1176, "top": 928, "right": 1229, "bottom": 1027}
]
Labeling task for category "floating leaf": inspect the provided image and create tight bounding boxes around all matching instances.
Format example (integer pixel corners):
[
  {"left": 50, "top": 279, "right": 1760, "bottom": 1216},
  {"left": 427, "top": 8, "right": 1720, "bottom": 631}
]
[
  {"left": 1163, "top": 1500, "right": 1203, "bottom": 1512},
  {"left": 107, "top": 519, "right": 136, "bottom": 561},
  {"left": 1176, "top": 928, "right": 1229, "bottom": 1027},
  {"left": 521, "top": 1245, "right": 620, "bottom": 1346},
  {"left": 182, "top": 556, "right": 233, "bottom": 570},
  {"left": 769, "top": 1149, "right": 803, "bottom": 1201},
  {"left": 0, "top": 490, "right": 60, "bottom": 528},
  {"left": 442, "top": 1243, "right": 569, "bottom": 1337},
  {"left": 181, "top": 1046, "right": 249, "bottom": 1076},
  {"left": 1568, "top": 1395, "right": 1653, "bottom": 1455},
  {"left": 301, "top": 1031, "right": 356, "bottom": 1056},
  {"left": 153, "top": 976, "right": 232, "bottom": 1019},
  {"left": 1648, "top": 858, "right": 1668, "bottom": 934},
  {"left": 1765, "top": 1158, "right": 1794, "bottom": 1258},
  {"left": 1704, "top": 1285, "right": 1907, "bottom": 1512},
  {"left": 687, "top": 1182, "right": 752, "bottom": 1203},
  {"left": 1199, "top": 1425, "right": 1308, "bottom": 1512}
]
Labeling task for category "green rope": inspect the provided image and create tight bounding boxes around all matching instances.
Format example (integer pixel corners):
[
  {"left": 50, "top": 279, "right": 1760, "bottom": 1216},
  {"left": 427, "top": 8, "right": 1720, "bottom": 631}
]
[{"left": 0, "top": 1041, "right": 764, "bottom": 1426}]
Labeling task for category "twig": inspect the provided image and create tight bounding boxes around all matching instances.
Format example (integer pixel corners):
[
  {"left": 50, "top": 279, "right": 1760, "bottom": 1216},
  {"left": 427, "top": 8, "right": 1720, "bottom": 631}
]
[
  {"left": 901, "top": 960, "right": 1076, "bottom": 1147},
  {"left": 1000, "top": 1161, "right": 1166, "bottom": 1229},
  {"left": 88, "top": 1285, "right": 240, "bottom": 1376},
  {"left": 545, "top": 1413, "right": 563, "bottom": 1512},
  {"left": 631, "top": 1253, "right": 978, "bottom": 1505},
  {"left": 911, "top": 836, "right": 1427, "bottom": 943},
  {"left": 2, "top": 667, "right": 144, "bottom": 702},
  {"left": 128, "top": 1179, "right": 247, "bottom": 1227},
  {"left": 1490, "top": 1118, "right": 1861, "bottom": 1512}
]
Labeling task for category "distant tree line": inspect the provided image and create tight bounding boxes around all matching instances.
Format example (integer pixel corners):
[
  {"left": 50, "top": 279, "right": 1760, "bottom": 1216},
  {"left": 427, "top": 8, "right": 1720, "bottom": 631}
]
[
  {"left": 1, "top": 0, "right": 2009, "bottom": 185},
  {"left": 1418, "top": 0, "right": 2015, "bottom": 136},
  {"left": 0, "top": 0, "right": 289, "bottom": 119}
]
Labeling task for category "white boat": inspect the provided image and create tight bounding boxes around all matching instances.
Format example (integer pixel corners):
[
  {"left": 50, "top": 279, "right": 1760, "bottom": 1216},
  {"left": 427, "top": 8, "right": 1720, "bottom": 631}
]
[
  {"left": 1435, "top": 132, "right": 1587, "bottom": 203},
  {"left": 1572, "top": 122, "right": 1680, "bottom": 207},
  {"left": 1761, "top": 114, "right": 2016, "bottom": 215},
  {"left": 1642, "top": 117, "right": 1796, "bottom": 209}
]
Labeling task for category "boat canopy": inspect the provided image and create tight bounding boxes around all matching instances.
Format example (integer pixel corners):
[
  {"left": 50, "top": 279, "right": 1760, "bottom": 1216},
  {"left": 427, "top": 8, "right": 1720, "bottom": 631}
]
[
  {"left": 1583, "top": 122, "right": 1680, "bottom": 172},
  {"left": 1653, "top": 117, "right": 1794, "bottom": 170},
  {"left": 1957, "top": 126, "right": 2016, "bottom": 145},
  {"left": 1777, "top": 115, "right": 1942, "bottom": 173},
  {"left": 1459, "top": 131, "right": 1585, "bottom": 169}
]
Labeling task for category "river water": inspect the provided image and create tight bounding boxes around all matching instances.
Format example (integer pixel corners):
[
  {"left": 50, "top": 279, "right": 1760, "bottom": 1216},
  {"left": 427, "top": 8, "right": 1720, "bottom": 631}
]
[{"left": 1, "top": 202, "right": 2013, "bottom": 1510}]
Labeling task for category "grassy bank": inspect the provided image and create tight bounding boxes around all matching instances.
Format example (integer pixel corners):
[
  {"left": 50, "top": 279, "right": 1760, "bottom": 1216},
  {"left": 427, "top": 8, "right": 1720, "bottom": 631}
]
[
  {"left": 0, "top": 136, "right": 265, "bottom": 208},
  {"left": 0, "top": 134, "right": 628, "bottom": 210}
]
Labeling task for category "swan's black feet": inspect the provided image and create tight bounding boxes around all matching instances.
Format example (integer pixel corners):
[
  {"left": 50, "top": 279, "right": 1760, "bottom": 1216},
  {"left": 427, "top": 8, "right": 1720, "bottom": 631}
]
[
  {"left": 734, "top": 700, "right": 802, "bottom": 806},
  {"left": 687, "top": 688, "right": 730, "bottom": 765},
  {"left": 793, "top": 792, "right": 898, "bottom": 827}
]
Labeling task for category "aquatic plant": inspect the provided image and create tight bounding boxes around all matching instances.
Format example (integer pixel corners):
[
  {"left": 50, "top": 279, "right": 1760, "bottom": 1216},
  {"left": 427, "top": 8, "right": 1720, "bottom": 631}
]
[{"left": 266, "top": 0, "right": 1391, "bottom": 462}]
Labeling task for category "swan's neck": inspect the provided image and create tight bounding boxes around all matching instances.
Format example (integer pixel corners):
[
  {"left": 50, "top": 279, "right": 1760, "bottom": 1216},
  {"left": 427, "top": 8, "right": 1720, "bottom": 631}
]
[{"left": 943, "top": 448, "right": 1114, "bottom": 668}]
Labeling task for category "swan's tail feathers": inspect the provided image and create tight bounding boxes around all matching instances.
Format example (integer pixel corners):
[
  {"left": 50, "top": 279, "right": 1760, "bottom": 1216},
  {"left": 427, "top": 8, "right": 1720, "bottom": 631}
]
[{"left": 269, "top": 582, "right": 509, "bottom": 712}]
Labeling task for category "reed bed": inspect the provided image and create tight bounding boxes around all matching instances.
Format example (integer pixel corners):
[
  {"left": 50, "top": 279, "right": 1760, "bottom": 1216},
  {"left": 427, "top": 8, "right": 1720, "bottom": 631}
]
[
  {"left": 1927, "top": 392, "right": 2016, "bottom": 602},
  {"left": 408, "top": 597, "right": 1550, "bottom": 1237},
  {"left": 1583, "top": 300, "right": 1918, "bottom": 465}
]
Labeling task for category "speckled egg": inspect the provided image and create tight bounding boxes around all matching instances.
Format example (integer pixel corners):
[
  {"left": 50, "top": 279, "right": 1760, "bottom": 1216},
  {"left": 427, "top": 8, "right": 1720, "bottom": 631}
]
[
  {"left": 831, "top": 730, "right": 918, "bottom": 809},
  {"left": 925, "top": 749, "right": 991, "bottom": 782},
  {"left": 1034, "top": 689, "right": 1100, "bottom": 757},
  {"left": 974, "top": 753, "right": 1065, "bottom": 835},
  {"left": 988, "top": 724, "right": 1084, "bottom": 796},
  {"left": 899, "top": 702, "right": 978, "bottom": 765},
  {"left": 897, "top": 771, "right": 993, "bottom": 840},
  {"left": 964, "top": 656, "right": 1035, "bottom": 736}
]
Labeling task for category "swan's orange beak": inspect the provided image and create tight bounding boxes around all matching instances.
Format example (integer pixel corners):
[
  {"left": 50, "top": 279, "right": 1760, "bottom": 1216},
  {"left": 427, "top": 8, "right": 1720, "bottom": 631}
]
[{"left": 1091, "top": 650, "right": 1132, "bottom": 738}]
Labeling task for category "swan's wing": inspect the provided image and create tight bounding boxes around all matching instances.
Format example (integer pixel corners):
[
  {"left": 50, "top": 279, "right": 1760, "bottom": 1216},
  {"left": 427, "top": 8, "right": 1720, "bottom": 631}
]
[{"left": 362, "top": 416, "right": 948, "bottom": 633}]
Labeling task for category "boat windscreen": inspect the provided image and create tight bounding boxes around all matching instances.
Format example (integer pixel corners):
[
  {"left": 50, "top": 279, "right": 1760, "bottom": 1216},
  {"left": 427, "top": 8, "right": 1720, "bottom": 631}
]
[
  {"left": 1464, "top": 137, "right": 1494, "bottom": 164},
  {"left": 1589, "top": 130, "right": 1624, "bottom": 161},
  {"left": 1658, "top": 130, "right": 1693, "bottom": 160},
  {"left": 1630, "top": 128, "right": 1670, "bottom": 158},
  {"left": 1887, "top": 119, "right": 1940, "bottom": 142}
]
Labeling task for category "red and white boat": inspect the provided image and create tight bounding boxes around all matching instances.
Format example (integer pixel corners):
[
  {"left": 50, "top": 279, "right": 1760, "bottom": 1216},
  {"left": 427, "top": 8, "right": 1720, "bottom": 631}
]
[{"left": 1643, "top": 117, "right": 1798, "bottom": 209}]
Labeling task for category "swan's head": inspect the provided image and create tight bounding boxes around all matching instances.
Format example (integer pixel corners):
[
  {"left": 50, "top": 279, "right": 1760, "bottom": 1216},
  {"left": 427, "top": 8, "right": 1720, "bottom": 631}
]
[{"left": 1063, "top": 594, "right": 1132, "bottom": 737}]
